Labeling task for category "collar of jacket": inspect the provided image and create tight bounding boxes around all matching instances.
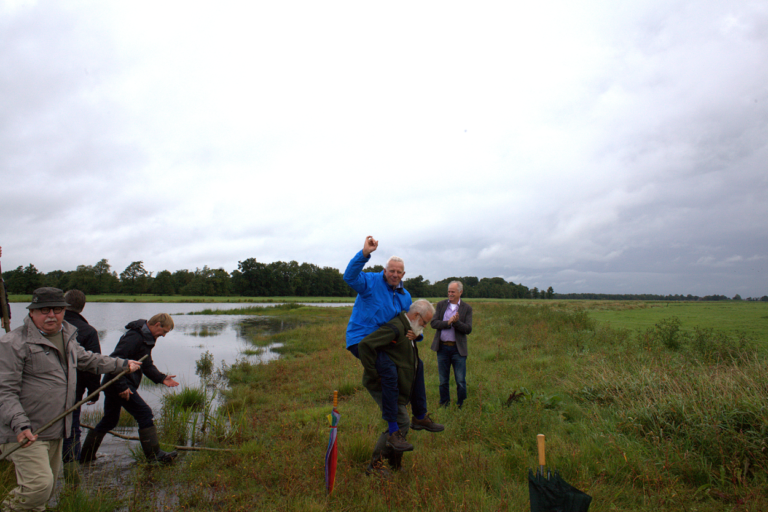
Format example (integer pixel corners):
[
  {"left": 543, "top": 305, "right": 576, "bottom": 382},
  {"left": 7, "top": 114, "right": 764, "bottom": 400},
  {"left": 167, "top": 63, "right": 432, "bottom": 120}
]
[
  {"left": 22, "top": 315, "right": 77, "bottom": 351},
  {"left": 140, "top": 323, "right": 158, "bottom": 347},
  {"left": 381, "top": 271, "right": 406, "bottom": 294}
]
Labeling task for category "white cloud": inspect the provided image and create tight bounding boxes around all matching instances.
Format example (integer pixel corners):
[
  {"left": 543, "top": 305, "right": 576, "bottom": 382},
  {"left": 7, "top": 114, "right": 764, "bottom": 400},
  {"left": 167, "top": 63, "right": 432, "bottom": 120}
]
[{"left": 1, "top": 0, "right": 767, "bottom": 296}]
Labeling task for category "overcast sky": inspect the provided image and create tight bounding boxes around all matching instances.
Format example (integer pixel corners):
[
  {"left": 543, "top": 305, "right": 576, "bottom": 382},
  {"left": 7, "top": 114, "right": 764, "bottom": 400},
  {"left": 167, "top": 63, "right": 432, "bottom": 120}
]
[{"left": 1, "top": 0, "right": 766, "bottom": 297}]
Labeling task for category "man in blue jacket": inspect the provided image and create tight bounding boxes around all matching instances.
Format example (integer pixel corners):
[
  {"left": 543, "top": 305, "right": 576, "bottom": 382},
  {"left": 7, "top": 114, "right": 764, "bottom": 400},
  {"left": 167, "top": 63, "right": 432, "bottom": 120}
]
[{"left": 344, "top": 236, "right": 443, "bottom": 473}]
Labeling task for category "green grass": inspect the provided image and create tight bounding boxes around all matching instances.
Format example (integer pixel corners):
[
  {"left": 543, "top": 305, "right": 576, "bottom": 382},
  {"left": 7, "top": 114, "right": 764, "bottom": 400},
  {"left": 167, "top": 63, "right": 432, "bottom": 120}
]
[
  {"left": 4, "top": 300, "right": 768, "bottom": 510},
  {"left": 581, "top": 300, "right": 768, "bottom": 343}
]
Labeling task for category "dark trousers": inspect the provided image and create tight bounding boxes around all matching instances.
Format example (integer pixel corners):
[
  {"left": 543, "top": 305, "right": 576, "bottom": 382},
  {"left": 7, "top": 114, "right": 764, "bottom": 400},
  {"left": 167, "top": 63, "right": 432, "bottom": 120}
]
[
  {"left": 437, "top": 345, "right": 467, "bottom": 406},
  {"left": 348, "top": 344, "right": 428, "bottom": 421},
  {"left": 95, "top": 386, "right": 155, "bottom": 433},
  {"left": 348, "top": 344, "right": 400, "bottom": 422}
]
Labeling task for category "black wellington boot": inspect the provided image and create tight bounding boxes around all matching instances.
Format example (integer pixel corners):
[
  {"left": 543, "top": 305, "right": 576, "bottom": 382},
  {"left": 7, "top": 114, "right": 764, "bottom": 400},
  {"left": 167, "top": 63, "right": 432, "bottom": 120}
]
[
  {"left": 79, "top": 430, "right": 105, "bottom": 463},
  {"left": 138, "top": 426, "right": 178, "bottom": 464}
]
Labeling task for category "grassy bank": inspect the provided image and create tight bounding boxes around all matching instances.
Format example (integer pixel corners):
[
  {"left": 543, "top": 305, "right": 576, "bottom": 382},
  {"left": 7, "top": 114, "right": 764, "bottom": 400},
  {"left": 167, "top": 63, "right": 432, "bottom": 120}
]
[{"left": 3, "top": 301, "right": 767, "bottom": 510}]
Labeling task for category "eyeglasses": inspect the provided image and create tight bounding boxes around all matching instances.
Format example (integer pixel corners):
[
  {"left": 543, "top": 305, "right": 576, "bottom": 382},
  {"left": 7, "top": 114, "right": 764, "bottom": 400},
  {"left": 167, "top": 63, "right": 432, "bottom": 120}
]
[{"left": 38, "top": 307, "right": 65, "bottom": 315}]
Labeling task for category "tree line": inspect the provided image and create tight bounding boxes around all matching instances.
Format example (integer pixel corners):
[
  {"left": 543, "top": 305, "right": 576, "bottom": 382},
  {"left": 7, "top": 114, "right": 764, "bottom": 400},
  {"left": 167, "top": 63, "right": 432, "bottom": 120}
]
[{"left": 1, "top": 258, "right": 545, "bottom": 299}]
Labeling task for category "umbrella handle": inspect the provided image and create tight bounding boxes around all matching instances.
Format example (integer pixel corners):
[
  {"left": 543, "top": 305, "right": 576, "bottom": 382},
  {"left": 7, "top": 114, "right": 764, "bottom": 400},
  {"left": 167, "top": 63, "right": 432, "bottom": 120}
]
[
  {"left": 537, "top": 434, "right": 546, "bottom": 475},
  {"left": 333, "top": 390, "right": 338, "bottom": 409}
]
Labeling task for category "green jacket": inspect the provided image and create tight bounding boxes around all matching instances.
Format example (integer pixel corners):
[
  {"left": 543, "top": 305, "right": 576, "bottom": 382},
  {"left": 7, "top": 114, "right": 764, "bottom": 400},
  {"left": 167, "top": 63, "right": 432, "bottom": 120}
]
[{"left": 358, "top": 312, "right": 418, "bottom": 405}]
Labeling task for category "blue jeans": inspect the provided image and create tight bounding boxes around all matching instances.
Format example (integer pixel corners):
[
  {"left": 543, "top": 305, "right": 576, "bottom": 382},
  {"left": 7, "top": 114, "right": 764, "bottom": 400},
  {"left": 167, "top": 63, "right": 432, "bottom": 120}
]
[
  {"left": 437, "top": 345, "right": 467, "bottom": 406},
  {"left": 95, "top": 386, "right": 155, "bottom": 433},
  {"left": 348, "top": 344, "right": 428, "bottom": 422},
  {"left": 348, "top": 344, "right": 400, "bottom": 423},
  {"left": 62, "top": 407, "right": 81, "bottom": 463}
]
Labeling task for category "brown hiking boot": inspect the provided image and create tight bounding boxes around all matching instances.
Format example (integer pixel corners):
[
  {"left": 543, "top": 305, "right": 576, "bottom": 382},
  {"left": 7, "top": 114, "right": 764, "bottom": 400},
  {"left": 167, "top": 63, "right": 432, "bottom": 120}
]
[
  {"left": 386, "top": 430, "right": 414, "bottom": 452},
  {"left": 411, "top": 413, "right": 444, "bottom": 432}
]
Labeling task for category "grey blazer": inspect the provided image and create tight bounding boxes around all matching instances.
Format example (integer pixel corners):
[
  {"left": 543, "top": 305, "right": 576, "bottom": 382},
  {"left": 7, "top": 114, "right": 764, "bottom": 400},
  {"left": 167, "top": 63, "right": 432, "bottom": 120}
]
[{"left": 430, "top": 299, "right": 473, "bottom": 357}]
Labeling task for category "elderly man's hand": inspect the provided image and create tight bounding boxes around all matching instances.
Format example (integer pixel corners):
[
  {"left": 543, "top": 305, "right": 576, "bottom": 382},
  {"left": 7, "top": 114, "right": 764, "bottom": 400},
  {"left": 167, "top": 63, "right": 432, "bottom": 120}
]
[
  {"left": 163, "top": 375, "right": 179, "bottom": 387},
  {"left": 119, "top": 388, "right": 133, "bottom": 400},
  {"left": 362, "top": 236, "right": 378, "bottom": 257},
  {"left": 126, "top": 360, "right": 142, "bottom": 373},
  {"left": 16, "top": 429, "right": 37, "bottom": 447}
]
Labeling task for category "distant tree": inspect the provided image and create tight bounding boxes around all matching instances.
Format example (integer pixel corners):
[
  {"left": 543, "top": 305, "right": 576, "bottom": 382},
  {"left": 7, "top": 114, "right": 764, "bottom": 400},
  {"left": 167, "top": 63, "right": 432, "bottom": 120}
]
[
  {"left": 732, "top": 294, "right": 742, "bottom": 301},
  {"left": 546, "top": 286, "right": 554, "bottom": 299},
  {"left": 5, "top": 264, "right": 46, "bottom": 294},
  {"left": 761, "top": 296, "right": 768, "bottom": 302},
  {"left": 404, "top": 275, "right": 429, "bottom": 298},
  {"left": 93, "top": 259, "right": 120, "bottom": 294},
  {"left": 152, "top": 270, "right": 175, "bottom": 295},
  {"left": 44, "top": 270, "right": 69, "bottom": 290},
  {"left": 120, "top": 261, "right": 150, "bottom": 295},
  {"left": 363, "top": 265, "right": 384, "bottom": 273},
  {"left": 68, "top": 265, "right": 98, "bottom": 294},
  {"left": 531, "top": 287, "right": 540, "bottom": 299},
  {"left": 172, "top": 269, "right": 194, "bottom": 294}
]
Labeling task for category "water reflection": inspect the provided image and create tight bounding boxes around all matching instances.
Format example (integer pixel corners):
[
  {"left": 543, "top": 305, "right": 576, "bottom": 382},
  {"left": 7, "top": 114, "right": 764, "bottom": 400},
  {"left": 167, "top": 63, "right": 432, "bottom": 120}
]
[{"left": 6, "top": 302, "right": 333, "bottom": 410}]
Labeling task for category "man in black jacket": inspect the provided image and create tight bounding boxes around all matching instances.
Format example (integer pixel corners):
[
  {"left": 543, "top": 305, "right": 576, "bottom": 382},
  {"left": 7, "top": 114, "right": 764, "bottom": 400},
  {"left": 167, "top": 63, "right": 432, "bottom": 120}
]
[
  {"left": 61, "top": 290, "right": 101, "bottom": 473},
  {"left": 80, "top": 313, "right": 180, "bottom": 464}
]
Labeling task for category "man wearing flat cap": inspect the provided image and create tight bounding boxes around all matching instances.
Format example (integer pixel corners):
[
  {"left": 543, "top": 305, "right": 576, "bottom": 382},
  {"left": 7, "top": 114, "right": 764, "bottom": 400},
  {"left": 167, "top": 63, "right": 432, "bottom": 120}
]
[{"left": 0, "top": 287, "right": 142, "bottom": 511}]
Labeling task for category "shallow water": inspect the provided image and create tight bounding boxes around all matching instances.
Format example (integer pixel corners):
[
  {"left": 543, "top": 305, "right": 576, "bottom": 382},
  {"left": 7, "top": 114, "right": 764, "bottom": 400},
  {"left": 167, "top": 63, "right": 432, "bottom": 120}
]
[
  {"left": 5, "top": 301, "right": 349, "bottom": 497},
  {"left": 8, "top": 302, "right": 304, "bottom": 411}
]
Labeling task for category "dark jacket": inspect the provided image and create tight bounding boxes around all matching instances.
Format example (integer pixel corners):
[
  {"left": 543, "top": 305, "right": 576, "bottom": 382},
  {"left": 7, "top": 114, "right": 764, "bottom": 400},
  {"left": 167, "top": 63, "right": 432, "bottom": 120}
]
[
  {"left": 358, "top": 312, "right": 418, "bottom": 405},
  {"left": 64, "top": 310, "right": 102, "bottom": 400},
  {"left": 104, "top": 319, "right": 167, "bottom": 393},
  {"left": 430, "top": 299, "right": 473, "bottom": 357}
]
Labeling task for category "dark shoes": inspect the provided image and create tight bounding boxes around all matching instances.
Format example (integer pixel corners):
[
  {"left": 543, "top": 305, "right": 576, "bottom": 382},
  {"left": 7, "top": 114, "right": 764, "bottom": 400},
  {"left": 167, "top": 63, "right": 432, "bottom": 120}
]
[
  {"left": 138, "top": 426, "right": 178, "bottom": 464},
  {"left": 386, "top": 430, "right": 414, "bottom": 452},
  {"left": 79, "top": 430, "right": 105, "bottom": 463},
  {"left": 411, "top": 413, "right": 444, "bottom": 432}
]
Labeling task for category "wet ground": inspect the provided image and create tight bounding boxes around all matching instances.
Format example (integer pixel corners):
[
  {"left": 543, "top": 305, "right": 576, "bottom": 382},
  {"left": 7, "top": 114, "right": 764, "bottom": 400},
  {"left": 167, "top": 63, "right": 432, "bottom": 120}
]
[{"left": 5, "top": 302, "right": 346, "bottom": 508}]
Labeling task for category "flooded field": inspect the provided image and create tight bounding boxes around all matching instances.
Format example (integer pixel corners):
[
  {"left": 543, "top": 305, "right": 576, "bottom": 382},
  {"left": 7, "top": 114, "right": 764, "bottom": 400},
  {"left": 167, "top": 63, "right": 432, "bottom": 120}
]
[{"left": 5, "top": 301, "right": 348, "bottom": 507}]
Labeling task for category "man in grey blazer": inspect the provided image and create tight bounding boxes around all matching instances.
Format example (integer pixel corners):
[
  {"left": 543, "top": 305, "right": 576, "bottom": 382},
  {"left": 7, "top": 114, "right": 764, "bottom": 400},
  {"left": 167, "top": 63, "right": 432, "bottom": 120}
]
[{"left": 430, "top": 281, "right": 473, "bottom": 407}]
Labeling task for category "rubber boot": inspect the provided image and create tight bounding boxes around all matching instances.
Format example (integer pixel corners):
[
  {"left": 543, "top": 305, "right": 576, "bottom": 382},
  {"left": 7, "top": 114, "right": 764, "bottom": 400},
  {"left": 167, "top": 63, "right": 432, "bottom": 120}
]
[
  {"left": 138, "top": 426, "right": 178, "bottom": 464},
  {"left": 386, "top": 449, "right": 404, "bottom": 471},
  {"left": 79, "top": 430, "right": 105, "bottom": 463}
]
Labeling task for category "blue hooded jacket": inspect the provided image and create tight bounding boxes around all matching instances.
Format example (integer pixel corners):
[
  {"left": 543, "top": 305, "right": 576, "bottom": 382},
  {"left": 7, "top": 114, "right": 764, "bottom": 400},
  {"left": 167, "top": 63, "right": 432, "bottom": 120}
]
[{"left": 344, "top": 250, "right": 412, "bottom": 348}]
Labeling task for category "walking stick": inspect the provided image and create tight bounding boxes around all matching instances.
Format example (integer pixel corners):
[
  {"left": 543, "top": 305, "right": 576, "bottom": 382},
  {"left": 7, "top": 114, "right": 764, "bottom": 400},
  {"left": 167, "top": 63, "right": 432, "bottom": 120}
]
[
  {"left": 0, "top": 355, "right": 148, "bottom": 461},
  {"left": 79, "top": 424, "right": 237, "bottom": 452},
  {"left": 0, "top": 257, "right": 10, "bottom": 334}
]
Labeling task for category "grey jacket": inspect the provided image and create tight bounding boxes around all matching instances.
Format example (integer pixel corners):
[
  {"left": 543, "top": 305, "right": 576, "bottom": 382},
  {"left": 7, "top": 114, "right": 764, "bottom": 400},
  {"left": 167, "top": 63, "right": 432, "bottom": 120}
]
[
  {"left": 0, "top": 316, "right": 127, "bottom": 443},
  {"left": 430, "top": 299, "right": 473, "bottom": 357}
]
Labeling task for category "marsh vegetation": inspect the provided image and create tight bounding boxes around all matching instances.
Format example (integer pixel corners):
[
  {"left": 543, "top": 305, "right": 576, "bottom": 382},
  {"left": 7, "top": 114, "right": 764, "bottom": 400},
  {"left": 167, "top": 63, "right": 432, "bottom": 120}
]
[{"left": 2, "top": 301, "right": 767, "bottom": 510}]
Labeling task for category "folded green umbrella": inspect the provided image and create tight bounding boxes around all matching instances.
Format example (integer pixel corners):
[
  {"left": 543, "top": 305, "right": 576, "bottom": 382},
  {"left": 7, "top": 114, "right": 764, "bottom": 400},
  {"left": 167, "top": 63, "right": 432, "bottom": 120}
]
[{"left": 529, "top": 434, "right": 592, "bottom": 512}]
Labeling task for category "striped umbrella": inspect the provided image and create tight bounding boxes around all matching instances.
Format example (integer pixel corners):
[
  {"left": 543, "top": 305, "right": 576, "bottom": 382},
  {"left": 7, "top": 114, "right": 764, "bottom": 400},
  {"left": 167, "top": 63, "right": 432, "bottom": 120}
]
[{"left": 325, "top": 390, "right": 341, "bottom": 494}]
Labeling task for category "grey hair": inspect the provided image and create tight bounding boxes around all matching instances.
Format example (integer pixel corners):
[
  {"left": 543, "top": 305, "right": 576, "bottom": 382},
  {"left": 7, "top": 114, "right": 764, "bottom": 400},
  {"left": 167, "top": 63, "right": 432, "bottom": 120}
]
[
  {"left": 449, "top": 280, "right": 464, "bottom": 293},
  {"left": 409, "top": 299, "right": 435, "bottom": 317},
  {"left": 386, "top": 256, "right": 405, "bottom": 270}
]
